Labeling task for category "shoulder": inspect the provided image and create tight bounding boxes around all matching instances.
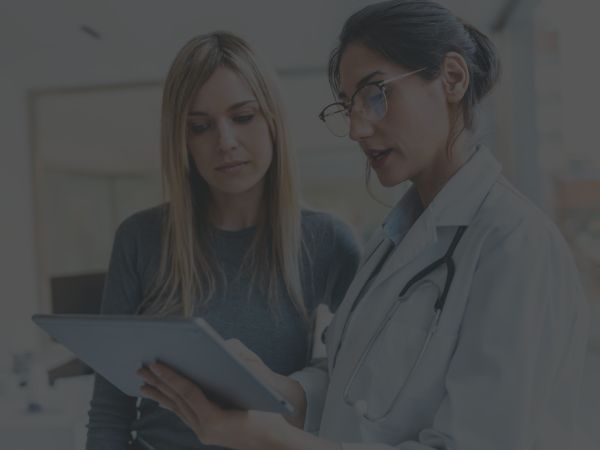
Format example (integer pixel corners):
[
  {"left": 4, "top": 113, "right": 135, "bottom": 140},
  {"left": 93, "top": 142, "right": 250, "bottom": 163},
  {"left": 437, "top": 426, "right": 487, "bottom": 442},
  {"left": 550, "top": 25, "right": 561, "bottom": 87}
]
[
  {"left": 471, "top": 177, "right": 585, "bottom": 311},
  {"left": 464, "top": 177, "right": 588, "bottom": 346},
  {"left": 474, "top": 176, "right": 567, "bottom": 255},
  {"left": 115, "top": 204, "right": 166, "bottom": 240},
  {"left": 111, "top": 204, "right": 166, "bottom": 260}
]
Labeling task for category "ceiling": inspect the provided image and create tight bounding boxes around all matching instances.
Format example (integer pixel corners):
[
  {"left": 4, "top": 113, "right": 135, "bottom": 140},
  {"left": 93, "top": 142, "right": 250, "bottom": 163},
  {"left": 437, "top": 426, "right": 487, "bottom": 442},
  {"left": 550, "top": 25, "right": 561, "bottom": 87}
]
[{"left": 2, "top": 0, "right": 508, "bottom": 90}]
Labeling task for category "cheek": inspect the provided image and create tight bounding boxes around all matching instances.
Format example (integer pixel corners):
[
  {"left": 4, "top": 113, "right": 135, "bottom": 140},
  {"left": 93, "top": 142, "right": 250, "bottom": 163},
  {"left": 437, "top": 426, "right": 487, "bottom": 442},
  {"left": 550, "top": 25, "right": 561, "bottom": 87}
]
[
  {"left": 187, "top": 142, "right": 214, "bottom": 179},
  {"left": 247, "top": 121, "right": 274, "bottom": 166},
  {"left": 389, "top": 87, "right": 450, "bottom": 145}
]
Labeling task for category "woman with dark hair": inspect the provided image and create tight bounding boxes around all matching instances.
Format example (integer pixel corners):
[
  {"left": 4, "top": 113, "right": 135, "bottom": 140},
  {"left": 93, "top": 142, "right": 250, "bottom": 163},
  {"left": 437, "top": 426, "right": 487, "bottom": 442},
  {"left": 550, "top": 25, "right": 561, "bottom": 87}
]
[{"left": 138, "top": 2, "right": 589, "bottom": 449}]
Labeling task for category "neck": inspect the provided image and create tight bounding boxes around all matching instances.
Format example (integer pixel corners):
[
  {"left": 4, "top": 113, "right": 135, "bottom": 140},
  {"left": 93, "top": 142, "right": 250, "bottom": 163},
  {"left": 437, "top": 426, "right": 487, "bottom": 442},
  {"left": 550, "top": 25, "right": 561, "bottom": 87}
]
[
  {"left": 413, "top": 133, "right": 475, "bottom": 208},
  {"left": 209, "top": 182, "right": 265, "bottom": 231}
]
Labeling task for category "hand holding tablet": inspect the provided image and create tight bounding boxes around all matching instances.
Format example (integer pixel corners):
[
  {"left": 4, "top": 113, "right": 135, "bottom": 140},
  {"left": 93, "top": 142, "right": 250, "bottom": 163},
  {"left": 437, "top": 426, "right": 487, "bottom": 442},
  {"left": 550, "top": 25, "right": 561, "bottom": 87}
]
[{"left": 32, "top": 314, "right": 294, "bottom": 414}]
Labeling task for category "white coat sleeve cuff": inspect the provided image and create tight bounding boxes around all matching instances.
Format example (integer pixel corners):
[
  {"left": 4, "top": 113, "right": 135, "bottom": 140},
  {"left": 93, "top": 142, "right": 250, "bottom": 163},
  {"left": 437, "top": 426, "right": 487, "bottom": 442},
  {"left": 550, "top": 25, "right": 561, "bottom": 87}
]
[{"left": 289, "top": 365, "right": 329, "bottom": 433}]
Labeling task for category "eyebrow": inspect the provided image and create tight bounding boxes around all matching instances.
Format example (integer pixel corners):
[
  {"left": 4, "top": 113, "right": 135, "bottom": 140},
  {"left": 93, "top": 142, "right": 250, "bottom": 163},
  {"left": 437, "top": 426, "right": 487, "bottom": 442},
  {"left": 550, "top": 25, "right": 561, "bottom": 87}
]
[
  {"left": 338, "top": 71, "right": 384, "bottom": 99},
  {"left": 188, "top": 99, "right": 258, "bottom": 117}
]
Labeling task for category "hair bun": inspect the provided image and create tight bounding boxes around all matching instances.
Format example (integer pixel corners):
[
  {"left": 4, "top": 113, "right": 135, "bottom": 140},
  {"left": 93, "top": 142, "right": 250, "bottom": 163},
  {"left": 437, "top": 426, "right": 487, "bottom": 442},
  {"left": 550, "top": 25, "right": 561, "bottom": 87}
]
[{"left": 463, "top": 21, "right": 501, "bottom": 101}]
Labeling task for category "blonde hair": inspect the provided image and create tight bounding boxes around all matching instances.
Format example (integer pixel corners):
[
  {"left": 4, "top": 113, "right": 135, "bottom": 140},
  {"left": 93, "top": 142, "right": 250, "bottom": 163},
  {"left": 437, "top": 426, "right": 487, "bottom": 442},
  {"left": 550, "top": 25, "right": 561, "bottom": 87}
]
[{"left": 140, "top": 32, "right": 305, "bottom": 319}]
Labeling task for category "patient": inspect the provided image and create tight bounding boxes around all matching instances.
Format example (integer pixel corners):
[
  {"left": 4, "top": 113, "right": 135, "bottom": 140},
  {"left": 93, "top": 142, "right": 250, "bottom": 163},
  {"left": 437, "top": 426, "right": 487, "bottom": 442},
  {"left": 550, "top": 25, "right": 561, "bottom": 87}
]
[{"left": 85, "top": 32, "right": 360, "bottom": 450}]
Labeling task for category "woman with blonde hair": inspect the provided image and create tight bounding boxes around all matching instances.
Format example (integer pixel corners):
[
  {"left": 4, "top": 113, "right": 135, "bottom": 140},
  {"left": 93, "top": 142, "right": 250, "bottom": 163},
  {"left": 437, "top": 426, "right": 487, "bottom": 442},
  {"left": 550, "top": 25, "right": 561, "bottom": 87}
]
[{"left": 86, "top": 32, "right": 360, "bottom": 450}]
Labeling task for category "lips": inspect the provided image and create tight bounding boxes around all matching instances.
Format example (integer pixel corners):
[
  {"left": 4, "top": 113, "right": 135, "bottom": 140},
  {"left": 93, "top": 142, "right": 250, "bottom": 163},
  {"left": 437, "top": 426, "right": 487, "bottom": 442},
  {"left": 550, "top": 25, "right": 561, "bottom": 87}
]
[
  {"left": 365, "top": 148, "right": 392, "bottom": 161},
  {"left": 215, "top": 161, "right": 249, "bottom": 171},
  {"left": 363, "top": 147, "right": 393, "bottom": 170}
]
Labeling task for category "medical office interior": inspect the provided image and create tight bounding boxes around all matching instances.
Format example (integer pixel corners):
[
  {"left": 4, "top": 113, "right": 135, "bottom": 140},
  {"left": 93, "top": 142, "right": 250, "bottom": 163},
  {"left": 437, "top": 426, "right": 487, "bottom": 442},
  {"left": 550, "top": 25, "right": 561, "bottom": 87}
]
[{"left": 0, "top": 0, "right": 598, "bottom": 448}]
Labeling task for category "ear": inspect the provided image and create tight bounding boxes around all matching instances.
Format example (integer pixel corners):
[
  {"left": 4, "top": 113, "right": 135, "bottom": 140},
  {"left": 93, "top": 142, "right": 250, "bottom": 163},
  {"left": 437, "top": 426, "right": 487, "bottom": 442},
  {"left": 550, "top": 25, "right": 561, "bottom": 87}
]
[{"left": 440, "top": 52, "right": 470, "bottom": 104}]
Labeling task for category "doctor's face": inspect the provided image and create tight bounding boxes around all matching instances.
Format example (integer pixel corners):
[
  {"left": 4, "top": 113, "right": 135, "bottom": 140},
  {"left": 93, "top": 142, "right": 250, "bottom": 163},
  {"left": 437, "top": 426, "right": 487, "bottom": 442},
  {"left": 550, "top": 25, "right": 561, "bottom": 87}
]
[
  {"left": 338, "top": 43, "right": 452, "bottom": 188},
  {"left": 186, "top": 66, "right": 273, "bottom": 199}
]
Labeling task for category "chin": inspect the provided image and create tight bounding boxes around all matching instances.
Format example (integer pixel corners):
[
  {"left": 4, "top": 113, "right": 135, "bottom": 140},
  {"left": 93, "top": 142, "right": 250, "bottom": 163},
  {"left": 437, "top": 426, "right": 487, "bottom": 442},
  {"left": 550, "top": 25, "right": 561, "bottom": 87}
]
[
  {"left": 218, "top": 185, "right": 254, "bottom": 195},
  {"left": 215, "top": 179, "right": 263, "bottom": 196},
  {"left": 374, "top": 171, "right": 406, "bottom": 188}
]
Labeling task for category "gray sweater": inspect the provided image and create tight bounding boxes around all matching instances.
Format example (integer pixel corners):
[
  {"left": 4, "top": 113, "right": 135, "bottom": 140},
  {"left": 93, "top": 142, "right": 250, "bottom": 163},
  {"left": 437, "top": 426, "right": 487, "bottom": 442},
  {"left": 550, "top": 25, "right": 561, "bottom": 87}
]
[{"left": 86, "top": 206, "right": 360, "bottom": 450}]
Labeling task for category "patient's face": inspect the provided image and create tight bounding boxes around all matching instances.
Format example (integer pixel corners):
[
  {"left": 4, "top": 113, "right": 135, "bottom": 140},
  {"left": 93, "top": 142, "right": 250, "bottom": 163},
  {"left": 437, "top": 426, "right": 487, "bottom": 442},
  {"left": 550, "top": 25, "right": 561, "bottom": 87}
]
[{"left": 186, "top": 66, "right": 273, "bottom": 201}]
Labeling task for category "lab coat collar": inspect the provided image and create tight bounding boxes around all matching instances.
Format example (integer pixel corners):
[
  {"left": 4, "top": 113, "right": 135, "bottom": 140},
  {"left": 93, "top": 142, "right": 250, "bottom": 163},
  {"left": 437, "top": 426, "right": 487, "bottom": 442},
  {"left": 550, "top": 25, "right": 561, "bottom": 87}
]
[
  {"left": 371, "top": 146, "right": 501, "bottom": 286},
  {"left": 379, "top": 146, "right": 501, "bottom": 243},
  {"left": 425, "top": 145, "right": 502, "bottom": 228}
]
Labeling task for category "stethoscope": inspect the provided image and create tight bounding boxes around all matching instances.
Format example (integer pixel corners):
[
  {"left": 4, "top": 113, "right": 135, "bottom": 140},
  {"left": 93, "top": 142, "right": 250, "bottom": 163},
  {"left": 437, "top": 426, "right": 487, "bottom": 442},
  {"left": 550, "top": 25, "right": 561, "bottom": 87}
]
[{"left": 332, "top": 225, "right": 468, "bottom": 420}]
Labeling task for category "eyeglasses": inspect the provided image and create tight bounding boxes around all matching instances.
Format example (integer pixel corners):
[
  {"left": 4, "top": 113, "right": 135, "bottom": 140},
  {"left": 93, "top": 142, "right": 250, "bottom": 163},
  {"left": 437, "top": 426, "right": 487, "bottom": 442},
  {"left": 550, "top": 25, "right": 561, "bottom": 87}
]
[{"left": 318, "top": 68, "right": 427, "bottom": 137}]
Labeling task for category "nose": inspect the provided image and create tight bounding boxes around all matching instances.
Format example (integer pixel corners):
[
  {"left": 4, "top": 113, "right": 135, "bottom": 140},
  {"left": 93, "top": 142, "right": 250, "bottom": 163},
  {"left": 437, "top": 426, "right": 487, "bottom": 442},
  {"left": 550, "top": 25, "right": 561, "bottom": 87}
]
[
  {"left": 216, "top": 120, "right": 238, "bottom": 152},
  {"left": 348, "top": 110, "right": 374, "bottom": 141}
]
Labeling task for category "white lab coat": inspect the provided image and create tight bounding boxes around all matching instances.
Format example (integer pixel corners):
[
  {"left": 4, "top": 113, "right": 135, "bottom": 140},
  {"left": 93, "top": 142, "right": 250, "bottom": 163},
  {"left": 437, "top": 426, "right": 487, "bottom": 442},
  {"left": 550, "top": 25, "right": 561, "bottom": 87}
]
[{"left": 291, "top": 147, "right": 589, "bottom": 450}]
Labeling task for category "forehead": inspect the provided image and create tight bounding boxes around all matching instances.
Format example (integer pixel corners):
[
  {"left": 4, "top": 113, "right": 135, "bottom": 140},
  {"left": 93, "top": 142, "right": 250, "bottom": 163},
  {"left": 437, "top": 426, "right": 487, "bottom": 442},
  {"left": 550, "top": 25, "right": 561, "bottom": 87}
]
[
  {"left": 338, "top": 43, "right": 401, "bottom": 96},
  {"left": 190, "top": 66, "right": 255, "bottom": 112}
]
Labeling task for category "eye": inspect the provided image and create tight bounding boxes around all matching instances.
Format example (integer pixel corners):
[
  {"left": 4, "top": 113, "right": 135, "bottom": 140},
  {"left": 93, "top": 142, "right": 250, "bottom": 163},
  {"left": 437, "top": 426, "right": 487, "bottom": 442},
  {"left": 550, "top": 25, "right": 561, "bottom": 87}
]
[
  {"left": 233, "top": 114, "right": 254, "bottom": 124},
  {"left": 188, "top": 122, "right": 212, "bottom": 134},
  {"left": 367, "top": 91, "right": 385, "bottom": 104}
]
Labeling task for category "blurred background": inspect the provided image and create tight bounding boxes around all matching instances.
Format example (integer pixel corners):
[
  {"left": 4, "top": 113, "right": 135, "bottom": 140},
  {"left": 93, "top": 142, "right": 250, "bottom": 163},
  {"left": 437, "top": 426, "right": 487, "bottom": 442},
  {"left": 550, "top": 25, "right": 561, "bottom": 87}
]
[{"left": 0, "top": 0, "right": 598, "bottom": 448}]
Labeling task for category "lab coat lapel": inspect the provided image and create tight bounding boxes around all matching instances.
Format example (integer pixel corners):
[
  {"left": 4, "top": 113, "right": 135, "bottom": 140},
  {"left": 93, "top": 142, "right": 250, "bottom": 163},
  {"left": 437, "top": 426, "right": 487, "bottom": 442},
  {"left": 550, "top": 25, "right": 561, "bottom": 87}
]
[{"left": 364, "top": 147, "right": 502, "bottom": 290}]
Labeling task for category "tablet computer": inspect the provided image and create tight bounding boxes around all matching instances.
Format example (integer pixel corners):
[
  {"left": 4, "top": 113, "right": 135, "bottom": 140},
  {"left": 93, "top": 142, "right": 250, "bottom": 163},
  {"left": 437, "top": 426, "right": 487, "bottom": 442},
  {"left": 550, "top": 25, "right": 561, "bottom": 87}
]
[{"left": 32, "top": 314, "right": 294, "bottom": 414}]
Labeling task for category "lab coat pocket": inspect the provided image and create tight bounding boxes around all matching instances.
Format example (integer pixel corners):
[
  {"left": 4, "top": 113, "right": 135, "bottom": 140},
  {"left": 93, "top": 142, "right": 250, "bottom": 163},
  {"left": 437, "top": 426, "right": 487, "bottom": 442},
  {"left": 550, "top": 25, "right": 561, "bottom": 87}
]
[{"left": 345, "top": 281, "right": 440, "bottom": 422}]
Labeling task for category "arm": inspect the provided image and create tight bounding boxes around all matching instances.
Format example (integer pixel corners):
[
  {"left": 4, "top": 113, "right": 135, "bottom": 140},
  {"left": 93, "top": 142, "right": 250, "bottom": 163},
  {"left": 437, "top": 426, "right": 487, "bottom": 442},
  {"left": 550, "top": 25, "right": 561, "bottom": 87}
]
[
  {"left": 86, "top": 219, "right": 143, "bottom": 450},
  {"left": 288, "top": 358, "right": 328, "bottom": 432}
]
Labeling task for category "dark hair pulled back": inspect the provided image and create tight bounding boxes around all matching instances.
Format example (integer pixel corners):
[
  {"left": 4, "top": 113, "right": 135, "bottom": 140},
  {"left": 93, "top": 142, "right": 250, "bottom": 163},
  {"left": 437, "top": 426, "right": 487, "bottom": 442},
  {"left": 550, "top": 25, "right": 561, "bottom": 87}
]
[{"left": 329, "top": 0, "right": 501, "bottom": 130}]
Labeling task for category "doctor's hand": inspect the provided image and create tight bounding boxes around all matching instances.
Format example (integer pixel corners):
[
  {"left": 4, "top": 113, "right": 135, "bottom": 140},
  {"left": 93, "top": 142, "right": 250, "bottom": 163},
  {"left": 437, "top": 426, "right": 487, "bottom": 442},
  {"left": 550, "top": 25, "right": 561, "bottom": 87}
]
[
  {"left": 138, "top": 362, "right": 291, "bottom": 449},
  {"left": 223, "top": 339, "right": 274, "bottom": 384},
  {"left": 224, "top": 339, "right": 308, "bottom": 428}
]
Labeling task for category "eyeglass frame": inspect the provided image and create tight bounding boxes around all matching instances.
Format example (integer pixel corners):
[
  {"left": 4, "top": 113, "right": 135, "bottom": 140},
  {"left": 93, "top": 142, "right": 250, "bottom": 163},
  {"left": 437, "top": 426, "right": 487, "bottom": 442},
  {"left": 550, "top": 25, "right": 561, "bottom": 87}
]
[{"left": 318, "top": 67, "right": 428, "bottom": 136}]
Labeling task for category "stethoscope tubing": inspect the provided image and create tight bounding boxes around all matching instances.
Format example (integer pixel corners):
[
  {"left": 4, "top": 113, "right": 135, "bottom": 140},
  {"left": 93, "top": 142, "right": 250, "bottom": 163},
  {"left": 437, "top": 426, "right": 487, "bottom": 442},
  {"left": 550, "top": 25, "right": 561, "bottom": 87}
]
[{"left": 336, "top": 226, "right": 468, "bottom": 420}]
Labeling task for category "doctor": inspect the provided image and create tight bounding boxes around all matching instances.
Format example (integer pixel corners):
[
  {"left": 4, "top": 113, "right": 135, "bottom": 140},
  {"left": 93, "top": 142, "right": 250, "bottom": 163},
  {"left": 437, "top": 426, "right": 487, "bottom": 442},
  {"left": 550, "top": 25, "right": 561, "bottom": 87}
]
[{"left": 138, "top": 1, "right": 590, "bottom": 449}]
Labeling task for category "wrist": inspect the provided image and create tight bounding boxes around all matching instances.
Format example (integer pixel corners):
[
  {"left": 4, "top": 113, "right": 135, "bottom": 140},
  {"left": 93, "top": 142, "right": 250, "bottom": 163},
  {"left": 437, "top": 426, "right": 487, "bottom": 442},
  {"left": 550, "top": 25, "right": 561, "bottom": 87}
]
[{"left": 272, "top": 375, "right": 306, "bottom": 428}]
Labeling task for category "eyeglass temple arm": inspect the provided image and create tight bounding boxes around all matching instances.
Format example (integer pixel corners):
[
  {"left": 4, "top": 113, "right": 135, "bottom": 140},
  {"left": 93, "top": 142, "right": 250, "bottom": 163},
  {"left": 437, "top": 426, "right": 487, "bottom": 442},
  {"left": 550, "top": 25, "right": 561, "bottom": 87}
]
[{"left": 381, "top": 67, "right": 428, "bottom": 86}]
